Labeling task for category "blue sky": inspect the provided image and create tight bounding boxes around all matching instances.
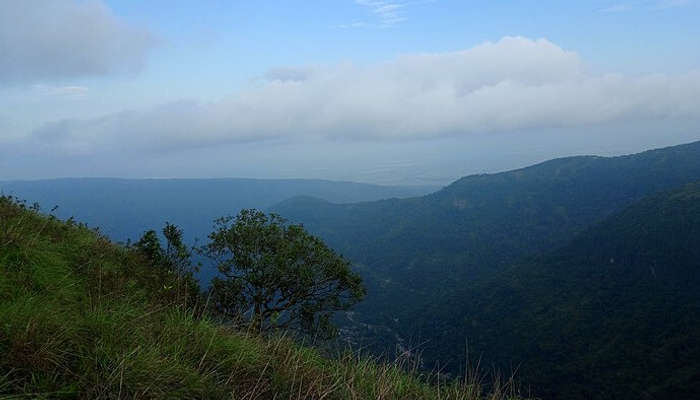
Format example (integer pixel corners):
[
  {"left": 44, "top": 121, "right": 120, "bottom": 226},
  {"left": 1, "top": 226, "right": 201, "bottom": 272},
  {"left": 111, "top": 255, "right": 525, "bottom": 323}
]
[
  {"left": 1, "top": 0, "right": 699, "bottom": 184},
  {"left": 107, "top": 0, "right": 700, "bottom": 74}
]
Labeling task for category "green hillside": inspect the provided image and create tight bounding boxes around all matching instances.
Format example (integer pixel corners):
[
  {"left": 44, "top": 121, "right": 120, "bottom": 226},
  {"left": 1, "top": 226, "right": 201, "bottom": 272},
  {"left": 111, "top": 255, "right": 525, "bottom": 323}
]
[
  {"left": 0, "top": 196, "right": 520, "bottom": 400},
  {"left": 446, "top": 182, "right": 700, "bottom": 399},
  {"left": 275, "top": 141, "right": 700, "bottom": 285},
  {"left": 271, "top": 141, "right": 700, "bottom": 390}
]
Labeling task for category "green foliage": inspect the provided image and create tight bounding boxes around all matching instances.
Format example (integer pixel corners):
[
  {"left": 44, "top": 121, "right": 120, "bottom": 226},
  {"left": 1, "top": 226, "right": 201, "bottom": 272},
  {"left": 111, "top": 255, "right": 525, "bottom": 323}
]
[
  {"left": 205, "top": 209, "right": 365, "bottom": 336},
  {"left": 134, "top": 222, "right": 200, "bottom": 308},
  {"left": 449, "top": 182, "right": 700, "bottom": 399},
  {"left": 134, "top": 230, "right": 163, "bottom": 266},
  {"left": 1, "top": 196, "right": 520, "bottom": 399}
]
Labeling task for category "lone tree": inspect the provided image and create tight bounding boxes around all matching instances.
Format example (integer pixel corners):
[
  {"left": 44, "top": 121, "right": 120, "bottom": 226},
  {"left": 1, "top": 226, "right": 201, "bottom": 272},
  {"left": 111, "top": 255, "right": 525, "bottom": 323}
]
[{"left": 205, "top": 209, "right": 365, "bottom": 335}]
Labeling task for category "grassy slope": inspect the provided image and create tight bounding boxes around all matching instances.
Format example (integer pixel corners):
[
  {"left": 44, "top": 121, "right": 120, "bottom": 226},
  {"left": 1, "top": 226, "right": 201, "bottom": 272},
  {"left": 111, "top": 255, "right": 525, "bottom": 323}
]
[{"left": 0, "top": 197, "right": 520, "bottom": 400}]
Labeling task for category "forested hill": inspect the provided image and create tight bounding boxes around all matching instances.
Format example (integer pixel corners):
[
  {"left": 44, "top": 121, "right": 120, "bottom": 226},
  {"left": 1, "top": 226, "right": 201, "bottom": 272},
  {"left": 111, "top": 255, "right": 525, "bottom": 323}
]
[
  {"left": 274, "top": 140, "right": 700, "bottom": 283},
  {"left": 451, "top": 182, "right": 700, "bottom": 399},
  {"left": 271, "top": 140, "right": 700, "bottom": 396},
  {"left": 0, "top": 178, "right": 437, "bottom": 243},
  {"left": 273, "top": 140, "right": 700, "bottom": 296}
]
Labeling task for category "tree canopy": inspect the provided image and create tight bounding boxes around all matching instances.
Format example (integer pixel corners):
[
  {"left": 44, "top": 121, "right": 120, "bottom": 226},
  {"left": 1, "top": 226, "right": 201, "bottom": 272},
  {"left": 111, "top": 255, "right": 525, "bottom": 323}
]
[{"left": 205, "top": 209, "right": 365, "bottom": 336}]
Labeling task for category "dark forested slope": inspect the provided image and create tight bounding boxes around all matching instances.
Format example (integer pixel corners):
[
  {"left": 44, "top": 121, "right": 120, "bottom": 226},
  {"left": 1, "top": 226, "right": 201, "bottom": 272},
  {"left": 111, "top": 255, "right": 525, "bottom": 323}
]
[
  {"left": 271, "top": 140, "right": 700, "bottom": 379},
  {"left": 449, "top": 182, "right": 700, "bottom": 399}
]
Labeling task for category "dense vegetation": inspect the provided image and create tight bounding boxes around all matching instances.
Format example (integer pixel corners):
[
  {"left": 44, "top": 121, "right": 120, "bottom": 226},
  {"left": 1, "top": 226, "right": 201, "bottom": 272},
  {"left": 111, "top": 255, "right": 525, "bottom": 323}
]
[
  {"left": 0, "top": 196, "right": 522, "bottom": 399},
  {"left": 429, "top": 182, "right": 700, "bottom": 399},
  {"left": 206, "top": 209, "right": 365, "bottom": 335},
  {"left": 271, "top": 140, "right": 700, "bottom": 398}
]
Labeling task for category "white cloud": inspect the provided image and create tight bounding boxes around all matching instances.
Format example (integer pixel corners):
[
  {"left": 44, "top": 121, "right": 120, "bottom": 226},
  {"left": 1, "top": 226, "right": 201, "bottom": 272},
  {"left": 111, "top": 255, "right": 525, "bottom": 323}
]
[
  {"left": 28, "top": 37, "right": 700, "bottom": 154},
  {"left": 31, "top": 84, "right": 89, "bottom": 97},
  {"left": 0, "top": 0, "right": 155, "bottom": 84},
  {"left": 354, "top": 0, "right": 408, "bottom": 26}
]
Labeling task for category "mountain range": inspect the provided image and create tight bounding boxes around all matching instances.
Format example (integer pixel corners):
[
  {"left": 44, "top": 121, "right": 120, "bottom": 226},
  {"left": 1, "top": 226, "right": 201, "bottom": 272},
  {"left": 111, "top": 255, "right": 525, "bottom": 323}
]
[
  {"left": 0, "top": 178, "right": 437, "bottom": 244},
  {"left": 4, "top": 141, "right": 700, "bottom": 398},
  {"left": 272, "top": 140, "right": 700, "bottom": 399}
]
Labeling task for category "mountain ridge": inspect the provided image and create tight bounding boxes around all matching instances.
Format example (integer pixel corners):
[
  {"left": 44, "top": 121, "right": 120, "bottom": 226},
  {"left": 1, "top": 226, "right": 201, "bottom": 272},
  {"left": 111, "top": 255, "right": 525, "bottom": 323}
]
[{"left": 270, "top": 139, "right": 700, "bottom": 398}]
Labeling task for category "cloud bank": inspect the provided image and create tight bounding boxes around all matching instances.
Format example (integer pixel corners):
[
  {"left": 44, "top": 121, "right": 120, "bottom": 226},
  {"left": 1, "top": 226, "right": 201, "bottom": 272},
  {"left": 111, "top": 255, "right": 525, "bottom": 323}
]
[
  {"left": 29, "top": 37, "right": 700, "bottom": 154},
  {"left": 0, "top": 0, "right": 154, "bottom": 84}
]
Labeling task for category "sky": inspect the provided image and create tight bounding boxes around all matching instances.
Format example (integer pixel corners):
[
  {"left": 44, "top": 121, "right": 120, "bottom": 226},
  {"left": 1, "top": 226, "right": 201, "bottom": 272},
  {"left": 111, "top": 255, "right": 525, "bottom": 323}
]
[{"left": 1, "top": 0, "right": 699, "bottom": 185}]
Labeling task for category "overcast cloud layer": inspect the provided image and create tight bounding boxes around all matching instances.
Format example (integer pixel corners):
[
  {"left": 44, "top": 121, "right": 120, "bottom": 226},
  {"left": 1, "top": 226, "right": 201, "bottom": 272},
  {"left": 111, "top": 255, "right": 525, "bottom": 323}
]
[
  {"left": 26, "top": 36, "right": 700, "bottom": 155},
  {"left": 0, "top": 0, "right": 154, "bottom": 84}
]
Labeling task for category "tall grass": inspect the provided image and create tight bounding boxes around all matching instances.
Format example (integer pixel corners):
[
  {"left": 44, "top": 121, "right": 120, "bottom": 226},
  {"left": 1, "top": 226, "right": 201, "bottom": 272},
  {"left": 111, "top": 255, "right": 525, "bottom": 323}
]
[{"left": 0, "top": 196, "right": 525, "bottom": 399}]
